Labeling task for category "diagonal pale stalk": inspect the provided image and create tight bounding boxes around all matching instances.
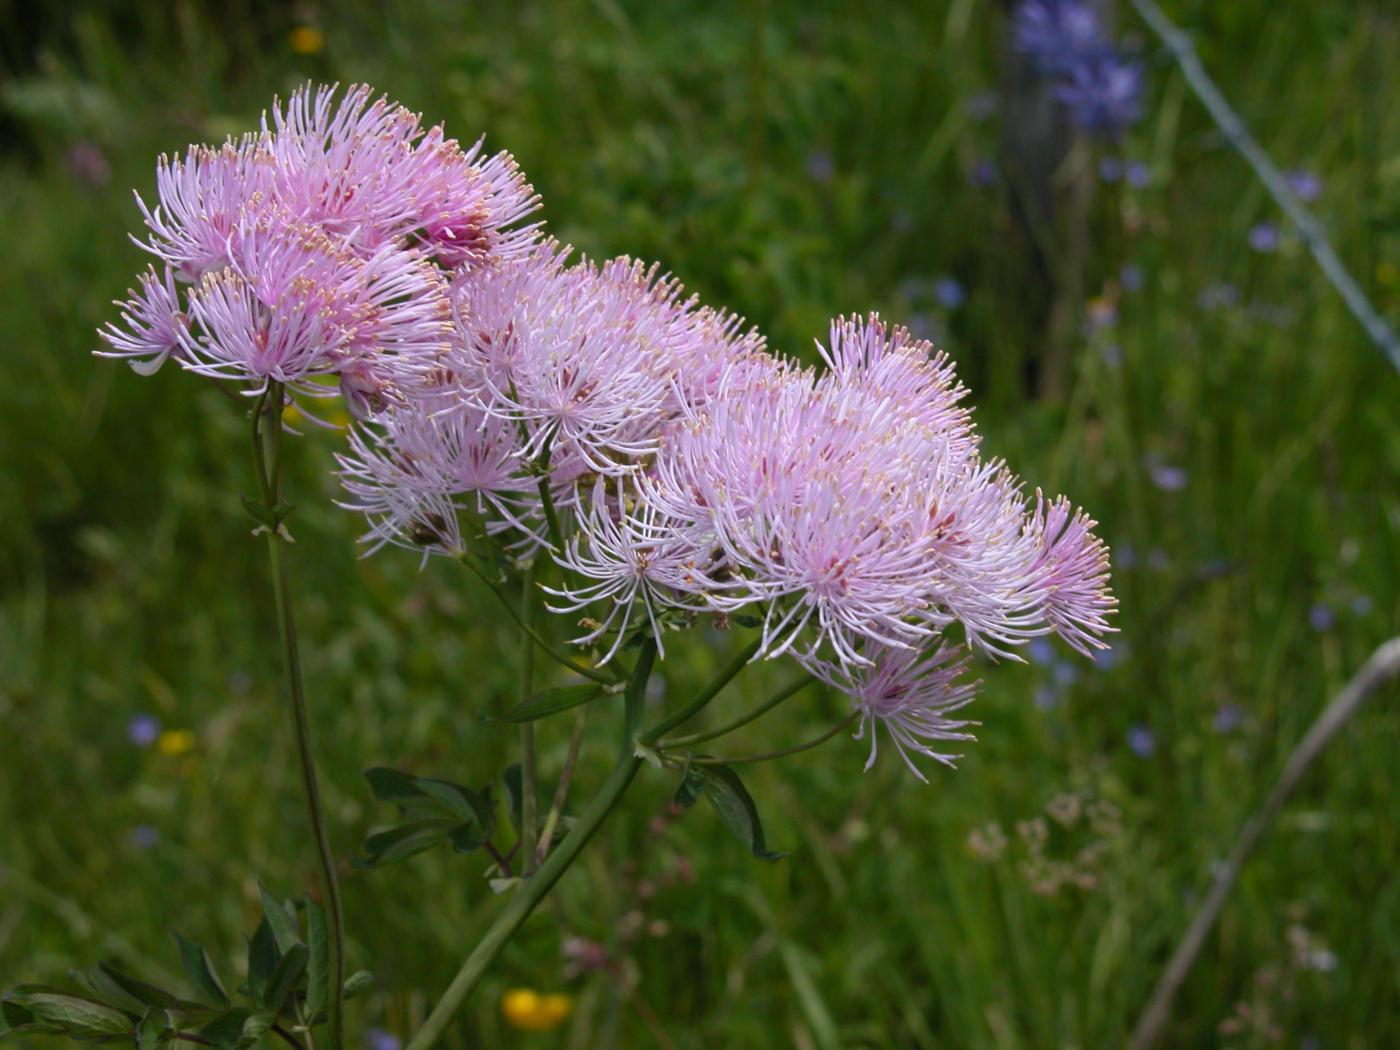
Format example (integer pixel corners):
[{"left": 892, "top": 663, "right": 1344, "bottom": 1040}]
[
  {"left": 661, "top": 676, "right": 816, "bottom": 749},
  {"left": 253, "top": 384, "right": 346, "bottom": 1050},
  {"left": 405, "top": 641, "right": 658, "bottom": 1050}
]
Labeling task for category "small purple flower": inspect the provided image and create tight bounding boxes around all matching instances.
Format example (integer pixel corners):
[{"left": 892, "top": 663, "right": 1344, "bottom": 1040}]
[
  {"left": 1012, "top": 0, "right": 1105, "bottom": 75},
  {"left": 1148, "top": 462, "right": 1189, "bottom": 492},
  {"left": 933, "top": 276, "right": 966, "bottom": 310},
  {"left": 1285, "top": 169, "right": 1323, "bottom": 203},
  {"left": 1248, "top": 222, "right": 1280, "bottom": 253},
  {"left": 128, "top": 713, "right": 162, "bottom": 748},
  {"left": 364, "top": 1029, "right": 401, "bottom": 1050},
  {"left": 806, "top": 150, "right": 835, "bottom": 184},
  {"left": 1125, "top": 160, "right": 1150, "bottom": 188},
  {"left": 1056, "top": 50, "right": 1145, "bottom": 138},
  {"left": 1212, "top": 703, "right": 1244, "bottom": 734},
  {"left": 1308, "top": 603, "right": 1335, "bottom": 632},
  {"left": 129, "top": 825, "right": 161, "bottom": 849},
  {"left": 1127, "top": 724, "right": 1155, "bottom": 757},
  {"left": 1351, "top": 594, "right": 1373, "bottom": 617},
  {"left": 1119, "top": 263, "right": 1143, "bottom": 293},
  {"left": 1098, "top": 156, "right": 1123, "bottom": 183},
  {"left": 968, "top": 157, "right": 1000, "bottom": 188}
]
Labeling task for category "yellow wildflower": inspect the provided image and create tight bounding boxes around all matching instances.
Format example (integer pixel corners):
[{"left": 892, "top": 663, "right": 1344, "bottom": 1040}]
[
  {"left": 157, "top": 729, "right": 196, "bottom": 757},
  {"left": 501, "top": 988, "right": 573, "bottom": 1032},
  {"left": 289, "top": 27, "right": 324, "bottom": 55}
]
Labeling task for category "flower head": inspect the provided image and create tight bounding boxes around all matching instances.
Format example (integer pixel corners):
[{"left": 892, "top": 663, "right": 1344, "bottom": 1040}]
[
  {"left": 1012, "top": 0, "right": 1105, "bottom": 75},
  {"left": 1055, "top": 48, "right": 1144, "bottom": 137}
]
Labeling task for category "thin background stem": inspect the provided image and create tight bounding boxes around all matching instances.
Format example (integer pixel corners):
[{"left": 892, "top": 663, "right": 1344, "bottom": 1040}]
[
  {"left": 691, "top": 711, "right": 859, "bottom": 767},
  {"left": 518, "top": 557, "right": 540, "bottom": 875},
  {"left": 662, "top": 676, "right": 815, "bottom": 749}
]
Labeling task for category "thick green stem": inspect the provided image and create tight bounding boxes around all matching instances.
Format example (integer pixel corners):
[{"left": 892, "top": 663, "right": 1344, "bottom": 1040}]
[
  {"left": 640, "top": 637, "right": 762, "bottom": 744},
  {"left": 405, "top": 646, "right": 656, "bottom": 1050},
  {"left": 518, "top": 558, "right": 540, "bottom": 875},
  {"left": 661, "top": 676, "right": 815, "bottom": 749},
  {"left": 254, "top": 386, "right": 346, "bottom": 1050}
]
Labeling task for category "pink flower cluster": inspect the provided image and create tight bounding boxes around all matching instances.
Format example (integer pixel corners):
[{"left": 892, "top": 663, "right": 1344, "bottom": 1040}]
[{"left": 102, "top": 84, "right": 1115, "bottom": 779}]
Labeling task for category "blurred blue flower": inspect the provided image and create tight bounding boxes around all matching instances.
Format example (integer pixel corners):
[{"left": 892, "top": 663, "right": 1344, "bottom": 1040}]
[
  {"left": 1350, "top": 594, "right": 1373, "bottom": 617},
  {"left": 1028, "top": 637, "right": 1056, "bottom": 664},
  {"left": 1248, "top": 222, "right": 1280, "bottom": 253},
  {"left": 1125, "top": 160, "right": 1150, "bottom": 188},
  {"left": 1034, "top": 682, "right": 1062, "bottom": 710},
  {"left": 1147, "top": 548, "right": 1170, "bottom": 572},
  {"left": 967, "top": 90, "right": 999, "bottom": 121},
  {"left": 1012, "top": 0, "right": 1104, "bottom": 75},
  {"left": 1116, "top": 542, "right": 1138, "bottom": 570},
  {"left": 1285, "top": 168, "right": 1323, "bottom": 203},
  {"left": 1119, "top": 262, "right": 1144, "bottom": 292},
  {"left": 365, "top": 1030, "right": 401, "bottom": 1050},
  {"left": 128, "top": 713, "right": 161, "bottom": 748},
  {"left": 1056, "top": 50, "right": 1144, "bottom": 137},
  {"left": 1127, "top": 724, "right": 1156, "bottom": 758},
  {"left": 1197, "top": 282, "right": 1240, "bottom": 311},
  {"left": 1308, "top": 603, "right": 1335, "bottom": 632},
  {"left": 933, "top": 276, "right": 966, "bottom": 309},
  {"left": 891, "top": 209, "right": 916, "bottom": 234},
  {"left": 129, "top": 825, "right": 160, "bottom": 849},
  {"left": 1098, "top": 343, "right": 1123, "bottom": 368},
  {"left": 905, "top": 311, "right": 937, "bottom": 341},
  {"left": 1212, "top": 704, "right": 1244, "bottom": 734},
  {"left": 969, "top": 156, "right": 1000, "bottom": 188},
  {"left": 805, "top": 150, "right": 835, "bottom": 184},
  {"left": 1092, "top": 644, "right": 1122, "bottom": 671},
  {"left": 1052, "top": 661, "right": 1079, "bottom": 687},
  {"left": 1098, "top": 156, "right": 1123, "bottom": 183},
  {"left": 1148, "top": 461, "right": 1189, "bottom": 492}
]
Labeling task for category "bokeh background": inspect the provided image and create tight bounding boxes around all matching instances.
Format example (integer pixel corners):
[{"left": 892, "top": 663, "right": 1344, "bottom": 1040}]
[{"left": 3, "top": 1, "right": 1399, "bottom": 1046}]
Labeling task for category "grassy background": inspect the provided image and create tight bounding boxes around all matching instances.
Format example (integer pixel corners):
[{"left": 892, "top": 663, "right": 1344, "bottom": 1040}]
[{"left": 2, "top": 0, "right": 1399, "bottom": 1046}]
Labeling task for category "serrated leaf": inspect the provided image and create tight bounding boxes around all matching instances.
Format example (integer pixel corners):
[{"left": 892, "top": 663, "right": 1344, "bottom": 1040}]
[
  {"left": 262, "top": 943, "right": 308, "bottom": 1015},
  {"left": 197, "top": 1007, "right": 251, "bottom": 1050},
  {"left": 174, "top": 933, "right": 229, "bottom": 1006},
  {"left": 96, "top": 964, "right": 182, "bottom": 1009},
  {"left": 493, "top": 683, "right": 605, "bottom": 723},
  {"left": 9, "top": 989, "right": 132, "bottom": 1037},
  {"left": 357, "top": 819, "right": 455, "bottom": 867},
  {"left": 258, "top": 884, "right": 304, "bottom": 954},
  {"left": 342, "top": 971, "right": 374, "bottom": 999},
  {"left": 246, "top": 918, "right": 279, "bottom": 997},
  {"left": 683, "top": 763, "right": 787, "bottom": 861},
  {"left": 304, "top": 897, "right": 328, "bottom": 1018},
  {"left": 68, "top": 967, "right": 148, "bottom": 1016}
]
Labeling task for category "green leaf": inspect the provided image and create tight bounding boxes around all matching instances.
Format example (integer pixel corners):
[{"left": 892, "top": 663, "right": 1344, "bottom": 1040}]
[
  {"left": 731, "top": 614, "right": 763, "bottom": 629},
  {"left": 174, "top": 933, "right": 229, "bottom": 1006},
  {"left": 136, "top": 1007, "right": 174, "bottom": 1050},
  {"left": 416, "top": 777, "right": 493, "bottom": 827},
  {"left": 262, "top": 943, "right": 308, "bottom": 1015},
  {"left": 357, "top": 819, "right": 455, "bottom": 867},
  {"left": 447, "top": 821, "right": 492, "bottom": 853},
  {"left": 678, "top": 763, "right": 787, "bottom": 861},
  {"left": 0, "top": 994, "right": 57, "bottom": 1036},
  {"left": 240, "top": 494, "right": 277, "bottom": 527},
  {"left": 68, "top": 967, "right": 148, "bottom": 1016},
  {"left": 246, "top": 918, "right": 279, "bottom": 998},
  {"left": 8, "top": 988, "right": 132, "bottom": 1037},
  {"left": 197, "top": 1007, "right": 251, "bottom": 1050},
  {"left": 96, "top": 963, "right": 182, "bottom": 1009},
  {"left": 493, "top": 683, "right": 605, "bottom": 723},
  {"left": 363, "top": 766, "right": 425, "bottom": 803},
  {"left": 342, "top": 970, "right": 374, "bottom": 1000},
  {"left": 237, "top": 1010, "right": 275, "bottom": 1050},
  {"left": 304, "top": 897, "right": 329, "bottom": 1018},
  {"left": 258, "top": 884, "right": 304, "bottom": 954}
]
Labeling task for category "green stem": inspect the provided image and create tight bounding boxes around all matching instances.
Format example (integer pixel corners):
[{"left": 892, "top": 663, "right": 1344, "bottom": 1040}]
[
  {"left": 640, "top": 637, "right": 762, "bottom": 744},
  {"left": 405, "top": 649, "right": 656, "bottom": 1050},
  {"left": 254, "top": 385, "right": 346, "bottom": 1050},
  {"left": 457, "top": 556, "right": 617, "bottom": 685},
  {"left": 661, "top": 676, "right": 815, "bottom": 749},
  {"left": 535, "top": 704, "right": 591, "bottom": 867},
  {"left": 518, "top": 558, "right": 540, "bottom": 876},
  {"left": 692, "top": 710, "right": 859, "bottom": 766}
]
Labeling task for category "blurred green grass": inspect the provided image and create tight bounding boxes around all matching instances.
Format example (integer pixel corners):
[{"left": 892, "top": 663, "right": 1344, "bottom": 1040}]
[{"left": 2, "top": 1, "right": 1399, "bottom": 1046}]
